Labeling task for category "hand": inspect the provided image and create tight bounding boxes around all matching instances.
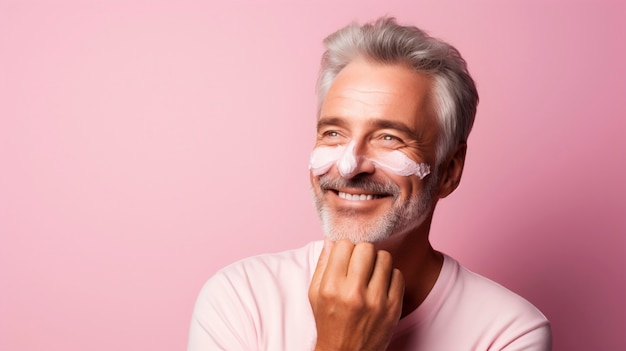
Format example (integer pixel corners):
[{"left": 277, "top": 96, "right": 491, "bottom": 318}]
[{"left": 308, "top": 239, "right": 404, "bottom": 351}]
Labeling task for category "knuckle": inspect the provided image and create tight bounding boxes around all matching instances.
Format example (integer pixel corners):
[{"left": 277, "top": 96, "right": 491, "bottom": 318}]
[
  {"left": 318, "top": 284, "right": 337, "bottom": 300},
  {"left": 344, "top": 298, "right": 366, "bottom": 313},
  {"left": 343, "top": 288, "right": 366, "bottom": 311},
  {"left": 365, "top": 295, "right": 384, "bottom": 311}
]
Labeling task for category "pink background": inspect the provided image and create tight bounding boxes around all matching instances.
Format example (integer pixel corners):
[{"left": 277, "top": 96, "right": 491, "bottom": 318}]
[{"left": 1, "top": 1, "right": 624, "bottom": 350}]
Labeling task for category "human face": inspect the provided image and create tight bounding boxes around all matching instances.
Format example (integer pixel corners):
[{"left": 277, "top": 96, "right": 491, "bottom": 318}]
[{"left": 310, "top": 59, "right": 440, "bottom": 243}]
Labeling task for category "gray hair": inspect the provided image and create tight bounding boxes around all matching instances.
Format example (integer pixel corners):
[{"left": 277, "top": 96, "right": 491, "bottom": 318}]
[{"left": 316, "top": 17, "right": 479, "bottom": 163}]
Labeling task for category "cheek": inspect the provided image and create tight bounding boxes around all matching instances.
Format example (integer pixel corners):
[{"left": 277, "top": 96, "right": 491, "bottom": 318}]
[{"left": 392, "top": 176, "right": 424, "bottom": 205}]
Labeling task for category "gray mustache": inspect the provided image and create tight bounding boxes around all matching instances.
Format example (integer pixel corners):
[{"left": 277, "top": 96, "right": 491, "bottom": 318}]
[{"left": 318, "top": 175, "right": 400, "bottom": 196}]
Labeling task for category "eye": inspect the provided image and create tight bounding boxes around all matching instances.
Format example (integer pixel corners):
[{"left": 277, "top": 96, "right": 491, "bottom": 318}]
[
  {"left": 373, "top": 133, "right": 405, "bottom": 149},
  {"left": 322, "top": 130, "right": 341, "bottom": 138},
  {"left": 381, "top": 134, "right": 403, "bottom": 142},
  {"left": 317, "top": 129, "right": 347, "bottom": 145}
]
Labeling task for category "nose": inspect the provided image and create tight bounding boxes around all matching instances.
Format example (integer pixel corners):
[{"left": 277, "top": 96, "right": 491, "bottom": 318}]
[{"left": 337, "top": 140, "right": 375, "bottom": 179}]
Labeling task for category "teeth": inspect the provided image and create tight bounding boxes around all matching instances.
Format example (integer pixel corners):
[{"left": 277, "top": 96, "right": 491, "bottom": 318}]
[{"left": 338, "top": 191, "right": 379, "bottom": 201}]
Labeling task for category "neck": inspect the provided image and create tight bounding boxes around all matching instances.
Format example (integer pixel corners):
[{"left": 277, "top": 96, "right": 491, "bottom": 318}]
[{"left": 375, "top": 213, "right": 443, "bottom": 318}]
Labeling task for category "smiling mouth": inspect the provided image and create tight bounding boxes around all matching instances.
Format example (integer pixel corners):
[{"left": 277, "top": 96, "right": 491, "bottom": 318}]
[{"left": 336, "top": 191, "right": 386, "bottom": 201}]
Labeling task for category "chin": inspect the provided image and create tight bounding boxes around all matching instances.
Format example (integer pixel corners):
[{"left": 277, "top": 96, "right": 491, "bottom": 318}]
[
  {"left": 323, "top": 230, "right": 392, "bottom": 244},
  {"left": 319, "top": 200, "right": 435, "bottom": 244},
  {"left": 320, "top": 209, "right": 402, "bottom": 244}
]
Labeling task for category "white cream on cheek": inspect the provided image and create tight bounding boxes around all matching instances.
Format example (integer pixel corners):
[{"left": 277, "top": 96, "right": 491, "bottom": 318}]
[
  {"left": 309, "top": 142, "right": 430, "bottom": 179},
  {"left": 370, "top": 150, "right": 431, "bottom": 179},
  {"left": 309, "top": 144, "right": 344, "bottom": 176}
]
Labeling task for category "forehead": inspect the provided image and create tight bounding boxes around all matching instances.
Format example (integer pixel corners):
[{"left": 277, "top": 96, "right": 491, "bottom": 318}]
[{"left": 320, "top": 59, "right": 435, "bottom": 129}]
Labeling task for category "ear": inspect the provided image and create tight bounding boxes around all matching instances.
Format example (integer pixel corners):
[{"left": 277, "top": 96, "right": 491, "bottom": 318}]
[{"left": 437, "top": 143, "right": 467, "bottom": 199}]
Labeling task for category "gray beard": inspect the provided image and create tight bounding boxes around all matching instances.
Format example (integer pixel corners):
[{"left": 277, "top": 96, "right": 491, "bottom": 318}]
[{"left": 312, "top": 169, "right": 438, "bottom": 244}]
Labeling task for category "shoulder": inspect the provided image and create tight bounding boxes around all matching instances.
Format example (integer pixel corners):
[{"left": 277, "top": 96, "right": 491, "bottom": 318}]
[
  {"left": 195, "top": 240, "right": 323, "bottom": 309},
  {"left": 188, "top": 241, "right": 323, "bottom": 350},
  {"left": 440, "top": 255, "right": 552, "bottom": 349},
  {"left": 451, "top": 256, "right": 547, "bottom": 320},
  {"left": 211, "top": 240, "right": 323, "bottom": 285}
]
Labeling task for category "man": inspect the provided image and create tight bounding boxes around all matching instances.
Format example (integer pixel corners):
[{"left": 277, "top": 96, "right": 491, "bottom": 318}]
[{"left": 188, "top": 17, "right": 551, "bottom": 350}]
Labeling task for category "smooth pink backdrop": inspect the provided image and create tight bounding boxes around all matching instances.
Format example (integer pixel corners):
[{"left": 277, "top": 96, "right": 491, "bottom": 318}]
[{"left": 1, "top": 1, "right": 624, "bottom": 350}]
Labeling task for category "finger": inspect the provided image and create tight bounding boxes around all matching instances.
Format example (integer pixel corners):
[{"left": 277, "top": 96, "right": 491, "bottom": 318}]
[
  {"left": 380, "top": 268, "right": 404, "bottom": 323},
  {"left": 321, "top": 239, "right": 355, "bottom": 284},
  {"left": 346, "top": 242, "right": 377, "bottom": 287},
  {"left": 309, "top": 239, "right": 335, "bottom": 302},
  {"left": 388, "top": 268, "right": 405, "bottom": 304},
  {"left": 368, "top": 250, "right": 394, "bottom": 291}
]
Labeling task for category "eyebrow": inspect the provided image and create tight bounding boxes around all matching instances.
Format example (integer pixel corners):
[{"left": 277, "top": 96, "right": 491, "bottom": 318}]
[
  {"left": 367, "top": 119, "right": 418, "bottom": 138},
  {"left": 316, "top": 117, "right": 348, "bottom": 131}
]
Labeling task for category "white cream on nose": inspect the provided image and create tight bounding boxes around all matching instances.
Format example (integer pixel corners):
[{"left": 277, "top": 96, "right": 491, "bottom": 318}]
[{"left": 336, "top": 141, "right": 358, "bottom": 177}]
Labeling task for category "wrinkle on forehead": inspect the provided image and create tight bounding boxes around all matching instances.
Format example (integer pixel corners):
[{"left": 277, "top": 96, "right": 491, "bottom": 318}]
[
  {"left": 321, "top": 94, "right": 398, "bottom": 121},
  {"left": 320, "top": 62, "right": 434, "bottom": 123}
]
